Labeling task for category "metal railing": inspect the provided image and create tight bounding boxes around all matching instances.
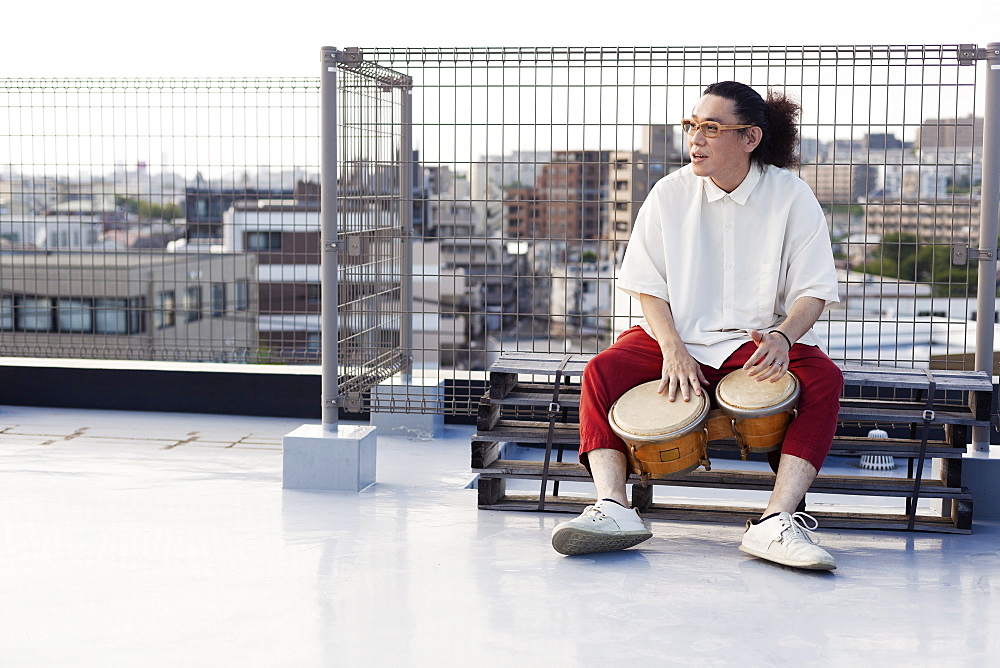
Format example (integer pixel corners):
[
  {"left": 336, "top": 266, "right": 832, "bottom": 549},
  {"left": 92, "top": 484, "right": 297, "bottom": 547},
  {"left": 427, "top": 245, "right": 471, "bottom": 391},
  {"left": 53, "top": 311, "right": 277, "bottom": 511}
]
[
  {"left": 339, "top": 44, "right": 999, "bottom": 419},
  {"left": 2, "top": 44, "right": 999, "bottom": 425}
]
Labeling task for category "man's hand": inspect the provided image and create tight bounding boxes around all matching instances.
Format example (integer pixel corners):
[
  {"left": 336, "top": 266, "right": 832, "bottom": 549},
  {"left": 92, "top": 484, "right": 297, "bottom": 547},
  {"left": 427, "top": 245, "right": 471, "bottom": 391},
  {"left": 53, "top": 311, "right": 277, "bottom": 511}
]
[
  {"left": 744, "top": 330, "right": 790, "bottom": 382},
  {"left": 658, "top": 344, "right": 709, "bottom": 401}
]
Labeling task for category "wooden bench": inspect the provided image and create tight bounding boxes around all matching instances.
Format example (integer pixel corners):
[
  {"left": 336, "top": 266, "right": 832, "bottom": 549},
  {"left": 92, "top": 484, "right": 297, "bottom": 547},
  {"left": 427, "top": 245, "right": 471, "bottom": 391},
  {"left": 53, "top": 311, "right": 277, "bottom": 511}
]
[{"left": 472, "top": 352, "right": 994, "bottom": 533}]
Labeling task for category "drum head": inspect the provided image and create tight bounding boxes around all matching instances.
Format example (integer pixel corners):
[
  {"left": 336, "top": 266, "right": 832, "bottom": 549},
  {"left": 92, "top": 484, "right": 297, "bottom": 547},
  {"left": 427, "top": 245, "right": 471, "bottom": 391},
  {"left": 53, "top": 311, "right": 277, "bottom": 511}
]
[
  {"left": 716, "top": 367, "right": 798, "bottom": 411},
  {"left": 610, "top": 380, "right": 709, "bottom": 440}
]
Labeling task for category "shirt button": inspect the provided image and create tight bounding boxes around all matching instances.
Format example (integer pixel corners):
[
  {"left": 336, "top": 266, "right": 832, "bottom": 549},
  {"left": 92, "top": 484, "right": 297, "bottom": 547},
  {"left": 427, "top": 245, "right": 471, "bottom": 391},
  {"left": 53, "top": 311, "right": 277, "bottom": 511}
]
[
  {"left": 727, "top": 223, "right": 733, "bottom": 228},
  {"left": 726, "top": 263, "right": 733, "bottom": 268},
  {"left": 725, "top": 302, "right": 733, "bottom": 308}
]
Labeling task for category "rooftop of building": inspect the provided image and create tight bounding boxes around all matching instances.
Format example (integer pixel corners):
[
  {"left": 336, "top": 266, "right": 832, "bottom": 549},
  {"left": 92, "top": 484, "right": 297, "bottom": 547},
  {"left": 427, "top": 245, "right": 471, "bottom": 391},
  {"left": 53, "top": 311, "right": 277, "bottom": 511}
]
[{"left": 2, "top": 402, "right": 999, "bottom": 665}]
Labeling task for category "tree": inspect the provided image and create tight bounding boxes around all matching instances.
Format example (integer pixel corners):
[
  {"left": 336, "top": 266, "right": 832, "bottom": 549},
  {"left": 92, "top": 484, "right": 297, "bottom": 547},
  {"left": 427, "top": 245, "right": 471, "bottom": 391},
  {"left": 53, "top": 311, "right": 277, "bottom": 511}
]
[{"left": 862, "top": 233, "right": 977, "bottom": 297}]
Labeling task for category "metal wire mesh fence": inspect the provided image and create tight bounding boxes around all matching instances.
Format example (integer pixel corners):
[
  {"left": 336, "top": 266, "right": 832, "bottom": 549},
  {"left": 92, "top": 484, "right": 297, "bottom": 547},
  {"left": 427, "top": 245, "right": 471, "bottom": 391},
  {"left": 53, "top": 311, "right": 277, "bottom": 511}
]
[
  {"left": 332, "top": 57, "right": 412, "bottom": 401},
  {"left": 1, "top": 78, "right": 321, "bottom": 363},
  {"left": 2, "top": 45, "right": 997, "bottom": 418},
  {"left": 350, "top": 45, "right": 994, "bottom": 414}
]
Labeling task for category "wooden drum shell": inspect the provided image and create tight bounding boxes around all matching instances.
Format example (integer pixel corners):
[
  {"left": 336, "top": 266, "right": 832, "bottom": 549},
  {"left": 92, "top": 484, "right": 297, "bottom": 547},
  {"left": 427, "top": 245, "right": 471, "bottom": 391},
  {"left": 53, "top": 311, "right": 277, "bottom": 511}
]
[
  {"left": 608, "top": 380, "right": 712, "bottom": 480},
  {"left": 714, "top": 369, "right": 800, "bottom": 457}
]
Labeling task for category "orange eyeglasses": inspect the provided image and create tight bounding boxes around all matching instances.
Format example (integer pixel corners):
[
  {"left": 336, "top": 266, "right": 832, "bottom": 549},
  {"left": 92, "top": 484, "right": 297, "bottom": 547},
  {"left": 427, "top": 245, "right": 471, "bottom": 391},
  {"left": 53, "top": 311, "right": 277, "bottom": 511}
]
[{"left": 681, "top": 119, "right": 755, "bottom": 138}]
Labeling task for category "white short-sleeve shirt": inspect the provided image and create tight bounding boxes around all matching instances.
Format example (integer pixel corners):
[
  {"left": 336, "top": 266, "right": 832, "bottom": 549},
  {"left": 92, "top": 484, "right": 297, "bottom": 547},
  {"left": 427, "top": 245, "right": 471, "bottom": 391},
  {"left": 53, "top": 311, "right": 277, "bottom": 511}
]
[{"left": 617, "top": 163, "right": 840, "bottom": 368}]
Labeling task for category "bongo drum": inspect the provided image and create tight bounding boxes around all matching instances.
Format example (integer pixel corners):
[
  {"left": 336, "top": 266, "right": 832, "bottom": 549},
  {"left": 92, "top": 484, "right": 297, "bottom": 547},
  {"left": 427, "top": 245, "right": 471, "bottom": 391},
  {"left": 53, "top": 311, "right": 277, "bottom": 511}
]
[
  {"left": 715, "top": 368, "right": 800, "bottom": 459},
  {"left": 608, "top": 380, "right": 712, "bottom": 482}
]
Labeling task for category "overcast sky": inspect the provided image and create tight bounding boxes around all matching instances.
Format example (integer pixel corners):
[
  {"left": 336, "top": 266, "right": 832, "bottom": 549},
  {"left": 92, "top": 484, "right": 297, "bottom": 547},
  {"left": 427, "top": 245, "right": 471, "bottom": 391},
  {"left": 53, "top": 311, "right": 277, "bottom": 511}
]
[{"left": 2, "top": 0, "right": 997, "bottom": 78}]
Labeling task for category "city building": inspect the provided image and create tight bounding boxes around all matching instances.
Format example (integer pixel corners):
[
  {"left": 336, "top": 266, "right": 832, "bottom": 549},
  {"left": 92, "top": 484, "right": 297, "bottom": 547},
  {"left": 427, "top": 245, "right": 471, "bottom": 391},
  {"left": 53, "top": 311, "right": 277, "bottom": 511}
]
[
  {"left": 535, "top": 150, "right": 610, "bottom": 242},
  {"left": 605, "top": 151, "right": 649, "bottom": 258},
  {"left": 503, "top": 187, "right": 543, "bottom": 239},
  {"left": 799, "top": 162, "right": 878, "bottom": 205},
  {"left": 860, "top": 200, "right": 981, "bottom": 240},
  {"left": 916, "top": 115, "right": 985, "bottom": 152},
  {"left": 185, "top": 182, "right": 297, "bottom": 240},
  {"left": 603, "top": 125, "right": 677, "bottom": 258},
  {"left": 0, "top": 214, "right": 107, "bottom": 250},
  {"left": 222, "top": 197, "right": 323, "bottom": 363},
  {"left": 0, "top": 252, "right": 256, "bottom": 362}
]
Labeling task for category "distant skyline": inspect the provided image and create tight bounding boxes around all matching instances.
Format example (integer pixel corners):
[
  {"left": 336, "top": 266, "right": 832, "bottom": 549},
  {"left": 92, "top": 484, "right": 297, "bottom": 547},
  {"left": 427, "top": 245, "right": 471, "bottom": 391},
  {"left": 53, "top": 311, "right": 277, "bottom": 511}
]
[{"left": 3, "top": 0, "right": 997, "bottom": 78}]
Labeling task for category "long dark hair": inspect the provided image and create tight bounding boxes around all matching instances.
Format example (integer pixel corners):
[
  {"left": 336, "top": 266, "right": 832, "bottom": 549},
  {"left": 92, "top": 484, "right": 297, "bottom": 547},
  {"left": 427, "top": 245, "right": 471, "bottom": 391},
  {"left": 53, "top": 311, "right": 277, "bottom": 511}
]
[{"left": 703, "top": 81, "right": 800, "bottom": 169}]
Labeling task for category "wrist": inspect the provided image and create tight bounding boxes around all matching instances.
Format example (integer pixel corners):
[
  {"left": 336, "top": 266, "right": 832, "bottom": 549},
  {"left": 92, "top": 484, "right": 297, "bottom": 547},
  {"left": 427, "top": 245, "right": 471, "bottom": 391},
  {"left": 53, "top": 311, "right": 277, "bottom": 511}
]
[
  {"left": 659, "top": 339, "right": 686, "bottom": 356},
  {"left": 770, "top": 330, "right": 793, "bottom": 351}
]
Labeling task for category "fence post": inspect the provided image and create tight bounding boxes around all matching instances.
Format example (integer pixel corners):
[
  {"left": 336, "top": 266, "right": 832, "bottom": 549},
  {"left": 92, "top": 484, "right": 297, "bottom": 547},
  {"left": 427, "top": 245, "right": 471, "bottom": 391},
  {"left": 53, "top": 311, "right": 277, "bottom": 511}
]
[
  {"left": 973, "top": 42, "right": 1000, "bottom": 452},
  {"left": 320, "top": 46, "right": 340, "bottom": 430},
  {"left": 400, "top": 86, "right": 414, "bottom": 384}
]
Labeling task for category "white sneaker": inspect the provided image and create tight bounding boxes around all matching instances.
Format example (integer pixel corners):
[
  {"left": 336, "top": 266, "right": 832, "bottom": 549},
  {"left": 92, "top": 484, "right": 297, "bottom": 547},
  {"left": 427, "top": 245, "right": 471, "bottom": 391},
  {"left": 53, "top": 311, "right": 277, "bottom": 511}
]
[
  {"left": 739, "top": 511, "right": 837, "bottom": 570},
  {"left": 551, "top": 500, "right": 653, "bottom": 556}
]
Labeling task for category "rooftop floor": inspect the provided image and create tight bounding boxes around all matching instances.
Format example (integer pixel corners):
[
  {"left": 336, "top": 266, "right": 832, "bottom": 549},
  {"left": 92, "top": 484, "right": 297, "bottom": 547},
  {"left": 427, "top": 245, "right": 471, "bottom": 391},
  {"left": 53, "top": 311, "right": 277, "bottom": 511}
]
[{"left": 2, "top": 404, "right": 998, "bottom": 666}]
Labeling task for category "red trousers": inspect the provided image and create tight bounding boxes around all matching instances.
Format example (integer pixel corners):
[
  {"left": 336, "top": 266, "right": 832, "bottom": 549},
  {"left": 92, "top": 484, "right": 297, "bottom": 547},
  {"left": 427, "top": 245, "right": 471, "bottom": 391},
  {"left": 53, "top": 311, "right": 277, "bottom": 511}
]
[{"left": 579, "top": 326, "right": 843, "bottom": 473}]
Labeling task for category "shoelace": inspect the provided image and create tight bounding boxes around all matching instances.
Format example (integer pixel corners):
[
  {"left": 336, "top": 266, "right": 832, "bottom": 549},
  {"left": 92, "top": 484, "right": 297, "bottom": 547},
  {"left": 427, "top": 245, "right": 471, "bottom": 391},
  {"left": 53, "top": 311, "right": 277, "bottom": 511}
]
[
  {"left": 782, "top": 511, "right": 821, "bottom": 545},
  {"left": 581, "top": 505, "right": 606, "bottom": 520}
]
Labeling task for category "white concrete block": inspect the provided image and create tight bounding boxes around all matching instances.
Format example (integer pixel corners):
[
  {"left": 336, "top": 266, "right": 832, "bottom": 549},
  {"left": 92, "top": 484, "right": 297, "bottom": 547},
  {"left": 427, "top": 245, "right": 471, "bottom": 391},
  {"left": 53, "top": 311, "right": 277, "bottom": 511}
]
[{"left": 282, "top": 423, "right": 377, "bottom": 491}]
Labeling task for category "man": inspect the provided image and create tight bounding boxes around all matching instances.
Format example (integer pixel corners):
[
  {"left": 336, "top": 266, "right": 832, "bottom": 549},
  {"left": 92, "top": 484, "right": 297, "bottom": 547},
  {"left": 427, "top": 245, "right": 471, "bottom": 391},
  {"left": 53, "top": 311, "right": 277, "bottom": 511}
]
[{"left": 551, "top": 82, "right": 843, "bottom": 570}]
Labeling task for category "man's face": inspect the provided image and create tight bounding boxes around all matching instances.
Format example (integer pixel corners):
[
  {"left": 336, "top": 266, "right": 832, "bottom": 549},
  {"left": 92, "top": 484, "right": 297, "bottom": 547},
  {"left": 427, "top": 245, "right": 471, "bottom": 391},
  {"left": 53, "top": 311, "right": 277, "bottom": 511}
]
[{"left": 687, "top": 94, "right": 759, "bottom": 192}]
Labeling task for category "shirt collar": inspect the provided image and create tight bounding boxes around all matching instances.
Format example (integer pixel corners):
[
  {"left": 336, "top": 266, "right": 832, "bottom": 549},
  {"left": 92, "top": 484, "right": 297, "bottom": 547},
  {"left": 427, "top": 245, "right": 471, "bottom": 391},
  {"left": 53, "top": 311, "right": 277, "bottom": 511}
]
[{"left": 701, "top": 164, "right": 765, "bottom": 204}]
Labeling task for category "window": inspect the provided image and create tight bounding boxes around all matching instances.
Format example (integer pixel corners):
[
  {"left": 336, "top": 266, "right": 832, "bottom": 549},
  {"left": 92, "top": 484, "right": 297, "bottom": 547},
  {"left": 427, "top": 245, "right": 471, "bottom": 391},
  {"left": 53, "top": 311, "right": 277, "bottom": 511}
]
[
  {"left": 615, "top": 180, "right": 629, "bottom": 191},
  {"left": 235, "top": 281, "right": 248, "bottom": 312},
  {"left": 57, "top": 299, "right": 92, "bottom": 333},
  {"left": 0, "top": 296, "right": 13, "bottom": 330},
  {"left": 154, "top": 291, "right": 176, "bottom": 329},
  {"left": 246, "top": 232, "right": 281, "bottom": 251},
  {"left": 211, "top": 283, "right": 226, "bottom": 317},
  {"left": 615, "top": 202, "right": 629, "bottom": 211},
  {"left": 95, "top": 298, "right": 128, "bottom": 334},
  {"left": 184, "top": 286, "right": 203, "bottom": 323},
  {"left": 306, "top": 284, "right": 321, "bottom": 304},
  {"left": 19, "top": 297, "right": 52, "bottom": 331},
  {"left": 128, "top": 297, "right": 144, "bottom": 334}
]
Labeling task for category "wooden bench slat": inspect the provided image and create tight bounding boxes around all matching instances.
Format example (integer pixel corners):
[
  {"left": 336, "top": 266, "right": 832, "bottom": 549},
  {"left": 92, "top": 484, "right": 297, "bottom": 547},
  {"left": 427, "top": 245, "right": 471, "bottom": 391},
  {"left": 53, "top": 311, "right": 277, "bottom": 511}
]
[
  {"left": 476, "top": 460, "right": 970, "bottom": 498},
  {"left": 490, "top": 354, "right": 993, "bottom": 392}
]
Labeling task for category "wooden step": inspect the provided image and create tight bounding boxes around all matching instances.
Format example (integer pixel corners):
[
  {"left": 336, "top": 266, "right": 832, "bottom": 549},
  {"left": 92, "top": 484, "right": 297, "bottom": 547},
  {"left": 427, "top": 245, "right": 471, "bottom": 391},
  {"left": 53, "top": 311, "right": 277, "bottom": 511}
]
[{"left": 480, "top": 494, "right": 971, "bottom": 533}]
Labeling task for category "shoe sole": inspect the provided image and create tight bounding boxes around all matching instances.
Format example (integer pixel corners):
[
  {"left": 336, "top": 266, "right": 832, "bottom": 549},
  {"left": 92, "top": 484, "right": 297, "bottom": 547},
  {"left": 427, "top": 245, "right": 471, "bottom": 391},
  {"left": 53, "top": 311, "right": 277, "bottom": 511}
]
[
  {"left": 552, "top": 527, "right": 652, "bottom": 556},
  {"left": 738, "top": 544, "right": 836, "bottom": 571}
]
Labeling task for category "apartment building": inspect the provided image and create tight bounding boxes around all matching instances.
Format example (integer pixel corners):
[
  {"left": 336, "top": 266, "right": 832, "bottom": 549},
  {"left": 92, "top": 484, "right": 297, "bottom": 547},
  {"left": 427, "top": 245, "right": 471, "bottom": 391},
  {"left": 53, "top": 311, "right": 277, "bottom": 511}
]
[
  {"left": 535, "top": 150, "right": 610, "bottom": 242},
  {"left": 606, "top": 151, "right": 649, "bottom": 258},
  {"left": 223, "top": 197, "right": 323, "bottom": 363},
  {"left": 799, "top": 162, "right": 878, "bottom": 205},
  {"left": 916, "top": 115, "right": 984, "bottom": 152},
  {"left": 0, "top": 215, "right": 106, "bottom": 250},
  {"left": 503, "top": 187, "right": 543, "bottom": 239},
  {"left": 185, "top": 184, "right": 296, "bottom": 240},
  {"left": 0, "top": 252, "right": 256, "bottom": 362},
  {"left": 861, "top": 200, "right": 980, "bottom": 241},
  {"left": 223, "top": 194, "right": 410, "bottom": 366},
  {"left": 604, "top": 125, "right": 676, "bottom": 258}
]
